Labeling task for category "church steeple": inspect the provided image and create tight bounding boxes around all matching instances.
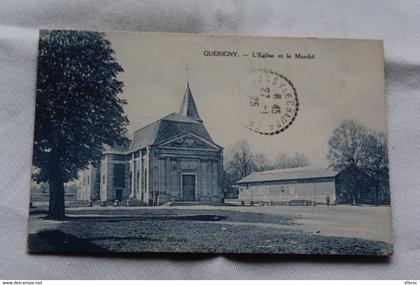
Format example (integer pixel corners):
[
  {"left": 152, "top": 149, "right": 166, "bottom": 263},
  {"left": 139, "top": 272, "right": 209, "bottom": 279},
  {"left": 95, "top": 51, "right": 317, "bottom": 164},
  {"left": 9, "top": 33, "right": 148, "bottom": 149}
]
[{"left": 179, "top": 82, "right": 202, "bottom": 122}]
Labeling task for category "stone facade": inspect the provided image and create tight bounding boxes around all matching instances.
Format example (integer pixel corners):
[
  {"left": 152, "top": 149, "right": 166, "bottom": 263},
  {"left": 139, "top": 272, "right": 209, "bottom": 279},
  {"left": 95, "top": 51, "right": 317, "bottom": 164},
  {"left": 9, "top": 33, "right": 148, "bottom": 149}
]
[
  {"left": 77, "top": 165, "right": 100, "bottom": 201},
  {"left": 124, "top": 134, "right": 224, "bottom": 205}
]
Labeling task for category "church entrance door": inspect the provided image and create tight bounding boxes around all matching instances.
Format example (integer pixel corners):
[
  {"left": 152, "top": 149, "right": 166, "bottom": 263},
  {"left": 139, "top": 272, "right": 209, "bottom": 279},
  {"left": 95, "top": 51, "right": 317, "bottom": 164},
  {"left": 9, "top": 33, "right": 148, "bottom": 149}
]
[
  {"left": 115, "top": 188, "right": 123, "bottom": 201},
  {"left": 182, "top": 174, "right": 196, "bottom": 201}
]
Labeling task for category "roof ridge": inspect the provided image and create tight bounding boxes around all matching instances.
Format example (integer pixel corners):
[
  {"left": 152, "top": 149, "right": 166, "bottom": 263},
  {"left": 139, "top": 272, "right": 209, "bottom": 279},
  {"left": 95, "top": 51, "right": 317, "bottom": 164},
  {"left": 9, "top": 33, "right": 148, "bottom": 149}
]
[
  {"left": 258, "top": 166, "right": 320, "bottom": 174},
  {"left": 237, "top": 167, "right": 338, "bottom": 184},
  {"left": 161, "top": 112, "right": 201, "bottom": 124}
]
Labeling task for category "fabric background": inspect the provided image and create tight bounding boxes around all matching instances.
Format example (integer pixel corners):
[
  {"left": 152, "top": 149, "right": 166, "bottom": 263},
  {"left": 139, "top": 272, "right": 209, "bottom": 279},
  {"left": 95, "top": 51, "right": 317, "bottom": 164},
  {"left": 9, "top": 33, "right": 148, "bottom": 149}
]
[{"left": 0, "top": 0, "right": 419, "bottom": 279}]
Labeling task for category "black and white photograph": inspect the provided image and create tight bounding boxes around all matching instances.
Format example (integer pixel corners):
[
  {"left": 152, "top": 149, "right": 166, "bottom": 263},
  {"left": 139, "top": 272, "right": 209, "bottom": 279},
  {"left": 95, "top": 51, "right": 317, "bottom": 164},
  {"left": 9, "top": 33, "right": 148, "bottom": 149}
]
[{"left": 27, "top": 30, "right": 393, "bottom": 255}]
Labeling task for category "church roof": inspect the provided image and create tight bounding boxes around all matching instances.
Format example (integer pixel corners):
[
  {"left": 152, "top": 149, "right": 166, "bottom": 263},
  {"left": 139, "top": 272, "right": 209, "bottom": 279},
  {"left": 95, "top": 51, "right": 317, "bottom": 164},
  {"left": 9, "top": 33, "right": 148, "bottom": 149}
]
[
  {"left": 179, "top": 82, "right": 202, "bottom": 122},
  {"left": 236, "top": 167, "right": 338, "bottom": 184},
  {"left": 104, "top": 82, "right": 216, "bottom": 154},
  {"left": 126, "top": 83, "right": 214, "bottom": 153},
  {"left": 128, "top": 113, "right": 213, "bottom": 152}
]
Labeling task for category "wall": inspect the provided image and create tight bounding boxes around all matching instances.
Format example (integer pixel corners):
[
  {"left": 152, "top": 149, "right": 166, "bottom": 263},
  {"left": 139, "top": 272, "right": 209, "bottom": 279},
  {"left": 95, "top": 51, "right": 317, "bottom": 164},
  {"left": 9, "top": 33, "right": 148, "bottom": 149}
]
[
  {"left": 100, "top": 154, "right": 128, "bottom": 202},
  {"left": 99, "top": 145, "right": 223, "bottom": 204},
  {"left": 153, "top": 146, "right": 224, "bottom": 204},
  {"left": 127, "top": 150, "right": 145, "bottom": 202},
  {"left": 238, "top": 178, "right": 336, "bottom": 204},
  {"left": 77, "top": 166, "right": 99, "bottom": 201}
]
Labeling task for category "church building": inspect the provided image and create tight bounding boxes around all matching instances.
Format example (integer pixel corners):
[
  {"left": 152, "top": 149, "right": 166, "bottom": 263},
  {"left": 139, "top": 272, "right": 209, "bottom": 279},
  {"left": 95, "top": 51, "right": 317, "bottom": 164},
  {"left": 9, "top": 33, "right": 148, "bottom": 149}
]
[{"left": 78, "top": 82, "right": 224, "bottom": 206}]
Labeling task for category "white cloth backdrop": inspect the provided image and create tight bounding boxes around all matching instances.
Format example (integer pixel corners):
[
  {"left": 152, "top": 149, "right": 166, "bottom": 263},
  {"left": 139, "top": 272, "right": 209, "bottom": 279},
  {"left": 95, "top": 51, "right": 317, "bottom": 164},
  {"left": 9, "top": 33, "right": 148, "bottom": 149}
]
[{"left": 0, "top": 0, "right": 419, "bottom": 279}]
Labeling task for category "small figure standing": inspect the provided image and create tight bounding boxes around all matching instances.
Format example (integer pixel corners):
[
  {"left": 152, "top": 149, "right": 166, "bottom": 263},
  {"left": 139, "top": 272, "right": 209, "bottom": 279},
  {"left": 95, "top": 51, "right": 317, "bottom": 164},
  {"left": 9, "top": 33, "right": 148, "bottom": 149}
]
[{"left": 326, "top": 195, "right": 330, "bottom": 207}]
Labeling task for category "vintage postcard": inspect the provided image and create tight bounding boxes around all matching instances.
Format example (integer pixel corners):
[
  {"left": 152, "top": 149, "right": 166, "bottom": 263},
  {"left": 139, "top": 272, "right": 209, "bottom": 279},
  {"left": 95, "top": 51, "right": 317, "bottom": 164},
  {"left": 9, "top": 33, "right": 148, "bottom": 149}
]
[{"left": 28, "top": 30, "right": 393, "bottom": 255}]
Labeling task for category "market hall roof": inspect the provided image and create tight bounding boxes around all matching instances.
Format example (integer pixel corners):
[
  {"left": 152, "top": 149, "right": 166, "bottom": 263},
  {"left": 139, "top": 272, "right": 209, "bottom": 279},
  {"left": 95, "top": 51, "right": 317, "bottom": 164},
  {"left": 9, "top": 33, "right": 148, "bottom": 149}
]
[{"left": 236, "top": 167, "right": 339, "bottom": 184}]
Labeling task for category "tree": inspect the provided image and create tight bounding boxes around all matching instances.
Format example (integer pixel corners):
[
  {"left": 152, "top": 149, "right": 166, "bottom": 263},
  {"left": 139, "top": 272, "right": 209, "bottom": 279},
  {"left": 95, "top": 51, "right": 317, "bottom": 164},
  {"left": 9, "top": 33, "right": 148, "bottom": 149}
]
[
  {"left": 224, "top": 140, "right": 257, "bottom": 180},
  {"left": 327, "top": 119, "right": 367, "bottom": 171},
  {"left": 361, "top": 132, "right": 389, "bottom": 205},
  {"left": 33, "top": 30, "right": 128, "bottom": 219},
  {"left": 253, "top": 152, "right": 271, "bottom": 172},
  {"left": 39, "top": 182, "right": 49, "bottom": 194},
  {"left": 273, "top": 152, "right": 311, "bottom": 169},
  {"left": 223, "top": 140, "right": 312, "bottom": 197},
  {"left": 223, "top": 140, "right": 268, "bottom": 197},
  {"left": 327, "top": 119, "right": 388, "bottom": 205},
  {"left": 327, "top": 119, "right": 368, "bottom": 204}
]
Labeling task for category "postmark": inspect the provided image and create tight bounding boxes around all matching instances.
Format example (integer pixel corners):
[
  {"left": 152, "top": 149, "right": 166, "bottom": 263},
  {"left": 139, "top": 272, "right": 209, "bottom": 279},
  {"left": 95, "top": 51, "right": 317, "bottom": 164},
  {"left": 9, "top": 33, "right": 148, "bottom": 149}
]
[{"left": 234, "top": 69, "right": 299, "bottom": 135}]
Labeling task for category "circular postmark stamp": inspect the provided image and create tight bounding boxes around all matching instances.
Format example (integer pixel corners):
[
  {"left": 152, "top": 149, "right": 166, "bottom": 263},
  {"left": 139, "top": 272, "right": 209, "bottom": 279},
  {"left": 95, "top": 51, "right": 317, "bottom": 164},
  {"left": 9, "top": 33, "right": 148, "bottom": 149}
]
[{"left": 233, "top": 69, "right": 299, "bottom": 135}]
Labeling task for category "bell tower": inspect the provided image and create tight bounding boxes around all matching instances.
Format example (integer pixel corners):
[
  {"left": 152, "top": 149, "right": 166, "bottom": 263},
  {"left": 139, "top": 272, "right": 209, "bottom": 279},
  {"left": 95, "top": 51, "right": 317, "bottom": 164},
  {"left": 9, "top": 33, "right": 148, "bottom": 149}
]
[{"left": 179, "top": 82, "right": 202, "bottom": 122}]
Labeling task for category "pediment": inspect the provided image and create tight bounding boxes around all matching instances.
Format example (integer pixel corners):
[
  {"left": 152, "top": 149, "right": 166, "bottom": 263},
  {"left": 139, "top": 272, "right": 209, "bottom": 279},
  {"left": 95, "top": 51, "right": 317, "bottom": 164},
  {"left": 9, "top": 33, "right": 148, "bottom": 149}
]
[{"left": 158, "top": 133, "right": 220, "bottom": 150}]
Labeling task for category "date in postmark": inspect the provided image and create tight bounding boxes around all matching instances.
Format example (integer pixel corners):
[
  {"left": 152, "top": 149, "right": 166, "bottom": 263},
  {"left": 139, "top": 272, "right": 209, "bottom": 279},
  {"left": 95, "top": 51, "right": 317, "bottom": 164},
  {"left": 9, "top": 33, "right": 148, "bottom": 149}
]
[{"left": 234, "top": 69, "right": 299, "bottom": 135}]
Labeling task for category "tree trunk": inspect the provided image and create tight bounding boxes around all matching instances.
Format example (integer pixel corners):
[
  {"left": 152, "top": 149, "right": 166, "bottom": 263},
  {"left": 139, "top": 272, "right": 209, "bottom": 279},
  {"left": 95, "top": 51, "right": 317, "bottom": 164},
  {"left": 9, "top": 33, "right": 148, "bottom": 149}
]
[
  {"left": 352, "top": 193, "right": 357, "bottom": 205},
  {"left": 351, "top": 173, "right": 358, "bottom": 205},
  {"left": 47, "top": 168, "right": 65, "bottom": 220}
]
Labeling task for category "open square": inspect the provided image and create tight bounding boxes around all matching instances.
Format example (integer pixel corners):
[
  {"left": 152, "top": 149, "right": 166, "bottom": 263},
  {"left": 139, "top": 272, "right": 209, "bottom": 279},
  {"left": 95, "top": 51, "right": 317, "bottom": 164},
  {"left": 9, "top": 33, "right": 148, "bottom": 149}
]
[{"left": 28, "top": 204, "right": 393, "bottom": 255}]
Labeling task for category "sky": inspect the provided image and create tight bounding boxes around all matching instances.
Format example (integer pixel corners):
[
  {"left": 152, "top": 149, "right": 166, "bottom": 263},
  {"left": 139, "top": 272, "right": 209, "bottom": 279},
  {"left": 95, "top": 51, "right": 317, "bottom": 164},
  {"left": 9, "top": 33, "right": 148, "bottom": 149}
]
[{"left": 106, "top": 32, "right": 387, "bottom": 167}]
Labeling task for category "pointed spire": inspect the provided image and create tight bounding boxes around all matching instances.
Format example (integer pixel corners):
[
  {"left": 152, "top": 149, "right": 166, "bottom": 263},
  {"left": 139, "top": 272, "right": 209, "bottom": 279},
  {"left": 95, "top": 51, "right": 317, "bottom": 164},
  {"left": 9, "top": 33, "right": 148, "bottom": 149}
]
[{"left": 179, "top": 82, "right": 202, "bottom": 122}]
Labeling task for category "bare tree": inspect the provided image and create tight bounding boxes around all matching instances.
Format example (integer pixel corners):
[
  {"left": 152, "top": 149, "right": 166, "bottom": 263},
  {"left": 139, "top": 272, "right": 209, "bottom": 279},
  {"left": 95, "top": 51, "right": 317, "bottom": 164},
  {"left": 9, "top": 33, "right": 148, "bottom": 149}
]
[
  {"left": 273, "top": 152, "right": 311, "bottom": 169},
  {"left": 223, "top": 140, "right": 268, "bottom": 197},
  {"left": 225, "top": 140, "right": 258, "bottom": 179},
  {"left": 253, "top": 152, "right": 271, "bottom": 171}
]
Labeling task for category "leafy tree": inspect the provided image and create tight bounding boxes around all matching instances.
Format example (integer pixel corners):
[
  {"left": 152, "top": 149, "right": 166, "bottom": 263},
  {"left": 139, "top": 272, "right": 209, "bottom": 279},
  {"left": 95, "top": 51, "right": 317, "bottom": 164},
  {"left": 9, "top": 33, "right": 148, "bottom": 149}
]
[
  {"left": 33, "top": 30, "right": 128, "bottom": 219},
  {"left": 327, "top": 119, "right": 388, "bottom": 205},
  {"left": 327, "top": 119, "right": 367, "bottom": 171},
  {"left": 327, "top": 119, "right": 368, "bottom": 204},
  {"left": 39, "top": 182, "right": 49, "bottom": 194},
  {"left": 361, "top": 132, "right": 389, "bottom": 205}
]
